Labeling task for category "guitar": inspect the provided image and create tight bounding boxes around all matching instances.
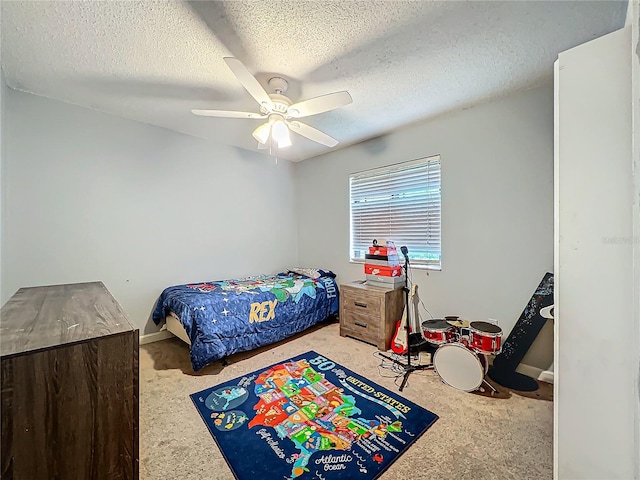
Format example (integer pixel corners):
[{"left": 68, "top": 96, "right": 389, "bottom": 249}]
[{"left": 391, "top": 284, "right": 419, "bottom": 354}]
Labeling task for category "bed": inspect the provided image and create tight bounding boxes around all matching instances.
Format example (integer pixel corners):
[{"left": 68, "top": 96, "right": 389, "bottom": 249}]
[{"left": 152, "top": 269, "right": 339, "bottom": 371}]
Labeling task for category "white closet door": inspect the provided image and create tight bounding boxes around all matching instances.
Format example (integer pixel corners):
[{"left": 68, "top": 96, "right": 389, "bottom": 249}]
[{"left": 554, "top": 26, "right": 634, "bottom": 479}]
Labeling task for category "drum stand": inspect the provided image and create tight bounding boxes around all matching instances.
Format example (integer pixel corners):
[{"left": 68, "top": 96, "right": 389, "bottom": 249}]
[
  {"left": 479, "top": 378, "right": 499, "bottom": 395},
  {"left": 378, "top": 248, "right": 433, "bottom": 392}
]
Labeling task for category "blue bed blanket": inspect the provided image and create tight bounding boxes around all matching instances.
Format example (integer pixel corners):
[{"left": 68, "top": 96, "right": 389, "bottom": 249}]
[{"left": 152, "top": 271, "right": 339, "bottom": 371}]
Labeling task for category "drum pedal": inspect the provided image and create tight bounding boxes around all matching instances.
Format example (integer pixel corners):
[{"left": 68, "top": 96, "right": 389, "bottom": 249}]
[{"left": 418, "top": 352, "right": 432, "bottom": 366}]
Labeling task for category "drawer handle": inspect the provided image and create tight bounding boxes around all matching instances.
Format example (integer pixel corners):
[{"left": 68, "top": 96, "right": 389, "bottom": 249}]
[
  {"left": 354, "top": 321, "right": 368, "bottom": 328},
  {"left": 354, "top": 302, "right": 368, "bottom": 308}
]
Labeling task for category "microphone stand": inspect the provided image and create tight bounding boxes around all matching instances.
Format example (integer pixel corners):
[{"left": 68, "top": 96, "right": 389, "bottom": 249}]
[{"left": 378, "top": 247, "right": 433, "bottom": 392}]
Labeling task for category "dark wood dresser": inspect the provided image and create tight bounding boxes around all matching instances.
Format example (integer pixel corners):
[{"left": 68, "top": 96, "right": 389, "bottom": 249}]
[{"left": 1, "top": 281, "right": 139, "bottom": 479}]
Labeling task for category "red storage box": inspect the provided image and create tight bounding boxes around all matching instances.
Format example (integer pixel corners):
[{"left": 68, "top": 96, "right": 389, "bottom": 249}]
[
  {"left": 364, "top": 264, "right": 403, "bottom": 277},
  {"left": 368, "top": 246, "right": 397, "bottom": 256}
]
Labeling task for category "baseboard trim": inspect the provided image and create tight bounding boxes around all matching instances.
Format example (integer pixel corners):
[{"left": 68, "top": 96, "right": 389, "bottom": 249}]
[
  {"left": 139, "top": 329, "right": 173, "bottom": 345},
  {"left": 515, "top": 362, "right": 544, "bottom": 381},
  {"left": 538, "top": 370, "right": 554, "bottom": 384}
]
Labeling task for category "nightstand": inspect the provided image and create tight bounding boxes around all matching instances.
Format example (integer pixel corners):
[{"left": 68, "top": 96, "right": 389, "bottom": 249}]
[{"left": 339, "top": 281, "right": 405, "bottom": 350}]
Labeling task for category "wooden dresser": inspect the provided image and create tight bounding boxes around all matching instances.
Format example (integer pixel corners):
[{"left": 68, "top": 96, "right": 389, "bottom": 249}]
[
  {"left": 1, "top": 282, "right": 139, "bottom": 480},
  {"left": 339, "top": 281, "right": 405, "bottom": 350}
]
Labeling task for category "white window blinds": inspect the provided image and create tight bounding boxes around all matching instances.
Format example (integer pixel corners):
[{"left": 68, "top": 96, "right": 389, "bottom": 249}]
[{"left": 349, "top": 155, "right": 441, "bottom": 269}]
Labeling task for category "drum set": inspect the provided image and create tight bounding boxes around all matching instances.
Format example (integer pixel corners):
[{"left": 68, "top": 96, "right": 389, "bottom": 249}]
[{"left": 422, "top": 316, "right": 503, "bottom": 393}]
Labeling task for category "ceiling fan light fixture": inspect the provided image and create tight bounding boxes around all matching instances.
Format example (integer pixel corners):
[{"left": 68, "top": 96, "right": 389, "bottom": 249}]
[
  {"left": 192, "top": 58, "right": 351, "bottom": 152},
  {"left": 277, "top": 136, "right": 292, "bottom": 149},
  {"left": 271, "top": 119, "right": 292, "bottom": 149},
  {"left": 252, "top": 122, "right": 271, "bottom": 144}
]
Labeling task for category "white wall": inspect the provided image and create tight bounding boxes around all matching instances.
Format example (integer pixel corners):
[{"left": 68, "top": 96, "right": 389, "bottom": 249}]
[
  {"left": 295, "top": 83, "right": 554, "bottom": 343},
  {"left": 1, "top": 89, "right": 299, "bottom": 333},
  {"left": 1, "top": 74, "right": 6, "bottom": 304},
  {"left": 554, "top": 26, "right": 635, "bottom": 479},
  {"left": 630, "top": 1, "right": 640, "bottom": 477}
]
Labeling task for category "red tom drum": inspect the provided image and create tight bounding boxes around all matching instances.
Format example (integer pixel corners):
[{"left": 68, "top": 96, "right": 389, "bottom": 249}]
[
  {"left": 469, "top": 321, "right": 502, "bottom": 355},
  {"left": 421, "top": 319, "right": 455, "bottom": 345}
]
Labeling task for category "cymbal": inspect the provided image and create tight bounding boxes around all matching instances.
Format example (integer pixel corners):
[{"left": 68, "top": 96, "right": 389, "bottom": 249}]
[{"left": 446, "top": 319, "right": 470, "bottom": 328}]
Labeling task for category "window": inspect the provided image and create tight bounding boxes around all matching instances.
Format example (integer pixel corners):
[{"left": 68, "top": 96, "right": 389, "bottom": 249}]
[{"left": 349, "top": 155, "right": 441, "bottom": 269}]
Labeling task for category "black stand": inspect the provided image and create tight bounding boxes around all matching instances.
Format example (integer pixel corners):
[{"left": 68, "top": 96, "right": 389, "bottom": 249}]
[{"left": 378, "top": 249, "right": 432, "bottom": 392}]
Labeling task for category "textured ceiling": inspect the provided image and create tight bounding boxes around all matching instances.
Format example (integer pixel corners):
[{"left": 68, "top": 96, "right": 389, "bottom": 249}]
[{"left": 0, "top": 1, "right": 628, "bottom": 162}]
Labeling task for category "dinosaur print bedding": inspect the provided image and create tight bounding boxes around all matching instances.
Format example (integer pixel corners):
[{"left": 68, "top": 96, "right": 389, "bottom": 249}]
[{"left": 152, "top": 271, "right": 339, "bottom": 371}]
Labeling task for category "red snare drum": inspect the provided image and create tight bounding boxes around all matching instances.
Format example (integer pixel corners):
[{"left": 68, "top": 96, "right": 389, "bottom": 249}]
[
  {"left": 469, "top": 321, "right": 502, "bottom": 355},
  {"left": 422, "top": 319, "right": 455, "bottom": 345}
]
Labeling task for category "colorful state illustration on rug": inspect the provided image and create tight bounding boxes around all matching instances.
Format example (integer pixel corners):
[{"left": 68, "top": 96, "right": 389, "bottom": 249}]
[
  {"left": 191, "top": 351, "right": 438, "bottom": 480},
  {"left": 211, "top": 410, "right": 249, "bottom": 431},
  {"left": 205, "top": 386, "right": 249, "bottom": 411},
  {"left": 249, "top": 359, "right": 404, "bottom": 478}
]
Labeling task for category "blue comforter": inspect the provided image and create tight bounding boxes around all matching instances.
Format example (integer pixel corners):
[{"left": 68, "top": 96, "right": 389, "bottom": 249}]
[{"left": 152, "top": 272, "right": 339, "bottom": 371}]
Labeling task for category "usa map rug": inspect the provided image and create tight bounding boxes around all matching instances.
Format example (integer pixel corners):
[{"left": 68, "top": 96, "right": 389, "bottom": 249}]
[{"left": 190, "top": 351, "right": 438, "bottom": 480}]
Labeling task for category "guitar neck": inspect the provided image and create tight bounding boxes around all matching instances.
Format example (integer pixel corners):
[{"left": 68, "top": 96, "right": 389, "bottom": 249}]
[{"left": 408, "top": 284, "right": 420, "bottom": 332}]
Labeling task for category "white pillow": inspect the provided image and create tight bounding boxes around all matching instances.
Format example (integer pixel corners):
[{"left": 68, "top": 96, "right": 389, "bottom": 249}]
[{"left": 287, "top": 267, "right": 322, "bottom": 279}]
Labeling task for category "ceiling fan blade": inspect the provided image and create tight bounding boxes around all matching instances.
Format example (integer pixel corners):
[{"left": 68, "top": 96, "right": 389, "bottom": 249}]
[
  {"left": 223, "top": 57, "right": 273, "bottom": 110},
  {"left": 191, "top": 109, "right": 265, "bottom": 119},
  {"left": 287, "top": 121, "right": 339, "bottom": 147},
  {"left": 287, "top": 91, "right": 352, "bottom": 118}
]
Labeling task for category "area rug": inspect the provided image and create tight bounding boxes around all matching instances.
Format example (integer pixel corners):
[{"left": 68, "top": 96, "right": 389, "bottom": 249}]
[{"left": 191, "top": 350, "right": 438, "bottom": 480}]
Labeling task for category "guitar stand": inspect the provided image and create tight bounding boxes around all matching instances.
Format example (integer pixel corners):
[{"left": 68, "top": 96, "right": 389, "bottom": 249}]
[{"left": 378, "top": 251, "right": 433, "bottom": 392}]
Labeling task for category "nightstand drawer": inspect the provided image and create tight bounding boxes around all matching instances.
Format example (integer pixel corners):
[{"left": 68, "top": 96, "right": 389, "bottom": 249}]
[
  {"left": 342, "top": 289, "right": 382, "bottom": 316},
  {"left": 341, "top": 310, "right": 380, "bottom": 339}
]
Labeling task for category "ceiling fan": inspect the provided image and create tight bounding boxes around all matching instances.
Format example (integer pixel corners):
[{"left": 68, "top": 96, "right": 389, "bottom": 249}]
[{"left": 192, "top": 57, "right": 352, "bottom": 151}]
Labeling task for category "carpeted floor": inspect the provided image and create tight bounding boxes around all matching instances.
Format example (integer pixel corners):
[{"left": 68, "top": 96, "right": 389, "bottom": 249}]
[{"left": 139, "top": 321, "right": 553, "bottom": 479}]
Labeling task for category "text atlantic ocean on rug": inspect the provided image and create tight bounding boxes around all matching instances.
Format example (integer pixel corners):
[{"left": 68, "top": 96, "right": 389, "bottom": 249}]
[{"left": 191, "top": 351, "right": 438, "bottom": 480}]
